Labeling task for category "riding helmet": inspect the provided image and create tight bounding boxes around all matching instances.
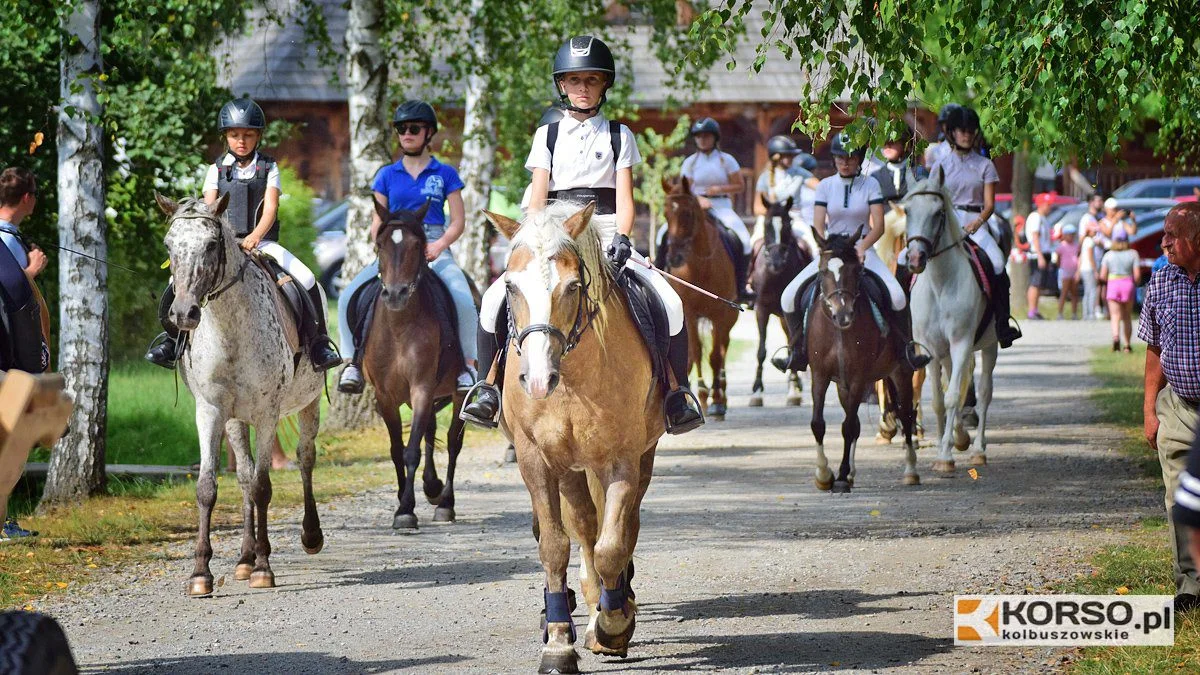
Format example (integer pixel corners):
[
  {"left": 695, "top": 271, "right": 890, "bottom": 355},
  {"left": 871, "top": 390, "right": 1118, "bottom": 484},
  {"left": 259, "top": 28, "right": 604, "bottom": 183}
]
[
  {"left": 766, "top": 135, "right": 801, "bottom": 157},
  {"left": 690, "top": 117, "right": 721, "bottom": 142},
  {"left": 829, "top": 132, "right": 866, "bottom": 161},
  {"left": 393, "top": 100, "right": 439, "bottom": 134},
  {"left": 942, "top": 105, "right": 981, "bottom": 134},
  {"left": 552, "top": 36, "right": 616, "bottom": 85},
  {"left": 937, "top": 103, "right": 963, "bottom": 127},
  {"left": 218, "top": 98, "right": 266, "bottom": 131},
  {"left": 796, "top": 152, "right": 818, "bottom": 171}
]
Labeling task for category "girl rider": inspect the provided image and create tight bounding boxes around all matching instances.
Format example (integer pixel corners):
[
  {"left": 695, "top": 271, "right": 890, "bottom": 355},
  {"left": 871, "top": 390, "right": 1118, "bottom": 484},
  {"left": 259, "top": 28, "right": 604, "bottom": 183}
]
[{"left": 751, "top": 135, "right": 821, "bottom": 255}]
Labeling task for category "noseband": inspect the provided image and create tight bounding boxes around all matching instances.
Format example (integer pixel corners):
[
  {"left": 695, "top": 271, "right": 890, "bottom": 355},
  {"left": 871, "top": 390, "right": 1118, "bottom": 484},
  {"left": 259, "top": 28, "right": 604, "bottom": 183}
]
[
  {"left": 819, "top": 261, "right": 862, "bottom": 327},
  {"left": 904, "top": 189, "right": 963, "bottom": 261}
]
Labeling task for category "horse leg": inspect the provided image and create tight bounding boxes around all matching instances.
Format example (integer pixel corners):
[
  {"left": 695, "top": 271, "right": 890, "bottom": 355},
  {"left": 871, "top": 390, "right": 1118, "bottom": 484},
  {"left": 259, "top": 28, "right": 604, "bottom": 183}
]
[
  {"left": 810, "top": 371, "right": 833, "bottom": 491},
  {"left": 558, "top": 470, "right": 600, "bottom": 648},
  {"left": 296, "top": 398, "right": 324, "bottom": 554},
  {"left": 688, "top": 318, "right": 707, "bottom": 410},
  {"left": 955, "top": 355, "right": 976, "bottom": 450},
  {"left": 377, "top": 401, "right": 411, "bottom": 529},
  {"left": 590, "top": 458, "right": 644, "bottom": 657},
  {"left": 833, "top": 382, "right": 862, "bottom": 492},
  {"left": 516, "top": 447, "right": 577, "bottom": 674},
  {"left": 187, "top": 403, "right": 225, "bottom": 597},
  {"left": 707, "top": 320, "right": 730, "bottom": 419},
  {"left": 928, "top": 356, "right": 951, "bottom": 473},
  {"left": 433, "top": 395, "right": 467, "bottom": 523},
  {"left": 396, "top": 395, "right": 434, "bottom": 530},
  {"left": 913, "top": 369, "right": 927, "bottom": 439},
  {"left": 422, "top": 415, "right": 445, "bottom": 505},
  {"left": 787, "top": 371, "right": 804, "bottom": 406},
  {"left": 750, "top": 307, "right": 768, "bottom": 406},
  {"left": 249, "top": 414, "right": 278, "bottom": 588},
  {"left": 224, "top": 419, "right": 256, "bottom": 581},
  {"left": 971, "top": 344, "right": 998, "bottom": 466},
  {"left": 894, "top": 371, "right": 920, "bottom": 486},
  {"left": 876, "top": 380, "right": 897, "bottom": 444},
  {"left": 936, "top": 344, "right": 973, "bottom": 474}
]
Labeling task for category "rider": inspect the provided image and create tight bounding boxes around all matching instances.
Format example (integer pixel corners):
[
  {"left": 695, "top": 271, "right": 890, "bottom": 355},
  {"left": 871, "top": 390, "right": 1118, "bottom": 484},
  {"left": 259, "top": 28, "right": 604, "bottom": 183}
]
[
  {"left": 923, "top": 103, "right": 961, "bottom": 168},
  {"left": 461, "top": 34, "right": 704, "bottom": 435},
  {"left": 751, "top": 135, "right": 821, "bottom": 254},
  {"left": 145, "top": 98, "right": 340, "bottom": 372},
  {"left": 773, "top": 129, "right": 931, "bottom": 373},
  {"left": 336, "top": 100, "right": 479, "bottom": 394},
  {"left": 928, "top": 105, "right": 1022, "bottom": 348},
  {"left": 872, "top": 118, "right": 928, "bottom": 204}
]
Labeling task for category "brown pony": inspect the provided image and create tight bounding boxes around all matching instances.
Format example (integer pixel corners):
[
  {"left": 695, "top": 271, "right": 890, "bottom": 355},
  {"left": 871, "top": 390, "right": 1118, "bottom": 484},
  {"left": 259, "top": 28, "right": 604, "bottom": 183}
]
[
  {"left": 806, "top": 228, "right": 919, "bottom": 492},
  {"left": 749, "top": 196, "right": 812, "bottom": 407},
  {"left": 662, "top": 177, "right": 739, "bottom": 419},
  {"left": 486, "top": 202, "right": 661, "bottom": 674},
  {"left": 363, "top": 201, "right": 468, "bottom": 529}
]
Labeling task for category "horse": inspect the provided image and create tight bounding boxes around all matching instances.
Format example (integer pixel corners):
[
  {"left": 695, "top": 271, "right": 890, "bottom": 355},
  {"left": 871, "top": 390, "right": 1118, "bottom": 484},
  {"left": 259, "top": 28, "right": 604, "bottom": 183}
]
[
  {"left": 806, "top": 228, "right": 920, "bottom": 492},
  {"left": 873, "top": 203, "right": 927, "bottom": 443},
  {"left": 749, "top": 196, "right": 811, "bottom": 407},
  {"left": 485, "top": 201, "right": 661, "bottom": 674},
  {"left": 902, "top": 175, "right": 998, "bottom": 472},
  {"left": 156, "top": 193, "right": 325, "bottom": 597},
  {"left": 361, "top": 201, "right": 469, "bottom": 529},
  {"left": 662, "top": 176, "right": 740, "bottom": 419}
]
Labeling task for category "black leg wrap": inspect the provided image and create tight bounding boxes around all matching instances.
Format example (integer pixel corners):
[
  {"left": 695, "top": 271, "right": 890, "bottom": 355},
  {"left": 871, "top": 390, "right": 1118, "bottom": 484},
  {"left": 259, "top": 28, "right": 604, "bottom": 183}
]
[
  {"left": 600, "top": 572, "right": 630, "bottom": 614},
  {"left": 543, "top": 587, "right": 577, "bottom": 644}
]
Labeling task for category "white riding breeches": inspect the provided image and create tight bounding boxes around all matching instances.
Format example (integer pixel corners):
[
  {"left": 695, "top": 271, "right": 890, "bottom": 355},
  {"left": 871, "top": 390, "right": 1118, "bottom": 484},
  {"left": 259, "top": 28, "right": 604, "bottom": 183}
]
[
  {"left": 781, "top": 247, "right": 905, "bottom": 313},
  {"left": 709, "top": 201, "right": 751, "bottom": 253},
  {"left": 257, "top": 240, "right": 317, "bottom": 290},
  {"left": 959, "top": 208, "right": 1004, "bottom": 273},
  {"left": 480, "top": 214, "right": 685, "bottom": 336}
]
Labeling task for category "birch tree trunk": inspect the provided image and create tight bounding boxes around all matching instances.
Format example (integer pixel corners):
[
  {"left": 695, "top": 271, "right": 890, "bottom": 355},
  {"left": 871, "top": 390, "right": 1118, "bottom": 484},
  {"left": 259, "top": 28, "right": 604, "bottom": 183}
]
[
  {"left": 325, "top": 0, "right": 391, "bottom": 430},
  {"left": 455, "top": 0, "right": 497, "bottom": 288},
  {"left": 43, "top": 0, "right": 108, "bottom": 503}
]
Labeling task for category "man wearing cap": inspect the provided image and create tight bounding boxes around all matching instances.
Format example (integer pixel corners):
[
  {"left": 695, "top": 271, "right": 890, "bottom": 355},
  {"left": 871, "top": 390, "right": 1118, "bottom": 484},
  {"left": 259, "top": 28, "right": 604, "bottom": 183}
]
[
  {"left": 1142, "top": 201, "right": 1200, "bottom": 612},
  {"left": 1024, "top": 192, "right": 1058, "bottom": 319}
]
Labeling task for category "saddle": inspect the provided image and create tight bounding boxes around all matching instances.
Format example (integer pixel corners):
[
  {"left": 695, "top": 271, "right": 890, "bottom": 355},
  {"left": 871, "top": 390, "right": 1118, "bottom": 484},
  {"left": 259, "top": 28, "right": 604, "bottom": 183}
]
[
  {"left": 345, "top": 272, "right": 461, "bottom": 382},
  {"left": 248, "top": 253, "right": 304, "bottom": 358},
  {"left": 706, "top": 212, "right": 743, "bottom": 268},
  {"left": 616, "top": 271, "right": 670, "bottom": 391},
  {"left": 908, "top": 240, "right": 994, "bottom": 344}
]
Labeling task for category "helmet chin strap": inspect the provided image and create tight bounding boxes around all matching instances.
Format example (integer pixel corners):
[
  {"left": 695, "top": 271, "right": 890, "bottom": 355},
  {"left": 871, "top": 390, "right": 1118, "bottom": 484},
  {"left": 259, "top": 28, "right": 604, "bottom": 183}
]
[
  {"left": 556, "top": 82, "right": 609, "bottom": 114},
  {"left": 230, "top": 145, "right": 257, "bottom": 163}
]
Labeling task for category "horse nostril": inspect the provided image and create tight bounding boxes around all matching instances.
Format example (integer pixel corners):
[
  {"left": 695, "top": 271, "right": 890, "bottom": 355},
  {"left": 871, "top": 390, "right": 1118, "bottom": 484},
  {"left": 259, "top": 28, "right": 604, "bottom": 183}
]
[
  {"left": 186, "top": 305, "right": 201, "bottom": 323},
  {"left": 547, "top": 373, "right": 560, "bottom": 391},
  {"left": 518, "top": 373, "right": 528, "bottom": 388}
]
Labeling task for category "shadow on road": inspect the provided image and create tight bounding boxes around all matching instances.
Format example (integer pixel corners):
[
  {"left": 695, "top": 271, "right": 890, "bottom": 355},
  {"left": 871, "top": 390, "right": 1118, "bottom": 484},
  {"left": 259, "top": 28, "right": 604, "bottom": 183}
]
[{"left": 81, "top": 652, "right": 466, "bottom": 674}]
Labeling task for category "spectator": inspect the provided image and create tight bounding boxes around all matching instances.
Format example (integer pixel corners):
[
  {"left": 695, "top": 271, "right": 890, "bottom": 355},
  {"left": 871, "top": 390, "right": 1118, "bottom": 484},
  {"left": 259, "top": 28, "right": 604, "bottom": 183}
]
[
  {"left": 1078, "top": 220, "right": 1101, "bottom": 319},
  {"left": 1171, "top": 429, "right": 1200, "bottom": 583},
  {"left": 1025, "top": 192, "right": 1058, "bottom": 319},
  {"left": 1101, "top": 226, "right": 1140, "bottom": 352},
  {"left": 1055, "top": 224, "right": 1081, "bottom": 319},
  {"left": 1078, "top": 192, "right": 1104, "bottom": 238},
  {"left": 1141, "top": 201, "right": 1200, "bottom": 613}
]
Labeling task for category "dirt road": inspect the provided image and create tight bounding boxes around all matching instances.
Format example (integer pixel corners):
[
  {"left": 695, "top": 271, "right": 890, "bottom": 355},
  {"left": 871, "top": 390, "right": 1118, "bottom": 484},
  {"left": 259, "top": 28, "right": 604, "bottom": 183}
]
[{"left": 46, "top": 318, "right": 1157, "bottom": 673}]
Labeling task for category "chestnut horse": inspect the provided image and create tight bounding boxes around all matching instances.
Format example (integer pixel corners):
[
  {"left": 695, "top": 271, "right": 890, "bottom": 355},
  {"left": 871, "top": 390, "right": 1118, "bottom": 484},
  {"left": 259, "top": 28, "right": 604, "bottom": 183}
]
[
  {"left": 806, "top": 229, "right": 920, "bottom": 492},
  {"left": 663, "top": 177, "right": 740, "bottom": 419},
  {"left": 486, "top": 202, "right": 662, "bottom": 674},
  {"left": 749, "top": 196, "right": 811, "bottom": 407},
  {"left": 363, "top": 201, "right": 468, "bottom": 529}
]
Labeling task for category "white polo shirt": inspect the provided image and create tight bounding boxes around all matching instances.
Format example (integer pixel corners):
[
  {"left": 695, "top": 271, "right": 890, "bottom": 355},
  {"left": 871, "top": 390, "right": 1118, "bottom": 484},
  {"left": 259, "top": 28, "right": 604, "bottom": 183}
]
[
  {"left": 525, "top": 113, "right": 639, "bottom": 190},
  {"left": 203, "top": 152, "right": 282, "bottom": 194},
  {"left": 929, "top": 150, "right": 999, "bottom": 208},
  {"left": 814, "top": 174, "right": 884, "bottom": 237},
  {"left": 681, "top": 150, "right": 740, "bottom": 199}
]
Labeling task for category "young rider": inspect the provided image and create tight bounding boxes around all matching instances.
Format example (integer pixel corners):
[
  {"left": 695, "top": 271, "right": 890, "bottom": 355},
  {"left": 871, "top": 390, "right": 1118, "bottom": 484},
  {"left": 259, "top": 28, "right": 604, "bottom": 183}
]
[
  {"left": 336, "top": 100, "right": 478, "bottom": 394},
  {"left": 928, "top": 105, "right": 1022, "bottom": 348},
  {"left": 773, "top": 129, "right": 931, "bottom": 373},
  {"left": 461, "top": 35, "right": 704, "bottom": 435},
  {"left": 145, "top": 98, "right": 340, "bottom": 372},
  {"left": 751, "top": 135, "right": 821, "bottom": 254},
  {"left": 871, "top": 119, "right": 927, "bottom": 204}
]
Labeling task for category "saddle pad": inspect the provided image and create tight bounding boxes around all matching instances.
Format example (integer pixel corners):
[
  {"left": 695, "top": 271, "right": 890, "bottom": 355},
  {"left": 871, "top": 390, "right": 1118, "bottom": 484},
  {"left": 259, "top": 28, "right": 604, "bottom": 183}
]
[
  {"left": 250, "top": 256, "right": 302, "bottom": 356},
  {"left": 617, "top": 271, "right": 669, "bottom": 390},
  {"left": 346, "top": 270, "right": 461, "bottom": 382}
]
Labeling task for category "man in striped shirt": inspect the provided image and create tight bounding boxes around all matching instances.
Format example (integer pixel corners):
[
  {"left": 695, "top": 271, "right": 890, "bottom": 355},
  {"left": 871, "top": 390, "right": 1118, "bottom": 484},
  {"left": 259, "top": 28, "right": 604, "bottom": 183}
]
[{"left": 1141, "top": 202, "right": 1200, "bottom": 612}]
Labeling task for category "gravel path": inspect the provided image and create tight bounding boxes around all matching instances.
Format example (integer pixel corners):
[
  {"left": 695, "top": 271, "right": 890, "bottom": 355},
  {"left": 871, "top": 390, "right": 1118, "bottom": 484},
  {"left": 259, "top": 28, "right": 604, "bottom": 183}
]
[{"left": 44, "top": 317, "right": 1158, "bottom": 673}]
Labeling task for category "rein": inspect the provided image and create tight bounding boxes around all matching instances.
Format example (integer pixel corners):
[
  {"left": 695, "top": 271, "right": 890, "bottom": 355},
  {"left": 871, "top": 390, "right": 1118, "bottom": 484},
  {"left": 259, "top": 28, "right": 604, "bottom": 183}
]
[
  {"left": 180, "top": 210, "right": 250, "bottom": 307},
  {"left": 508, "top": 254, "right": 614, "bottom": 358},
  {"left": 904, "top": 189, "right": 965, "bottom": 261},
  {"left": 665, "top": 193, "right": 717, "bottom": 263}
]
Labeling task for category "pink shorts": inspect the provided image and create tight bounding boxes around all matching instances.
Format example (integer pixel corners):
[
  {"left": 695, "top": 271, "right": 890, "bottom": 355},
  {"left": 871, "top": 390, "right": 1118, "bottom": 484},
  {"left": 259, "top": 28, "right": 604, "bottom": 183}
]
[{"left": 1106, "top": 276, "right": 1135, "bottom": 303}]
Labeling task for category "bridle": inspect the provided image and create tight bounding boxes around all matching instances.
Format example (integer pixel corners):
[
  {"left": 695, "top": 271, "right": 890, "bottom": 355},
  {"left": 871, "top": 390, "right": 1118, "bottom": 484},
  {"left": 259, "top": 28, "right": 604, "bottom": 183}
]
[
  {"left": 507, "top": 252, "right": 611, "bottom": 358},
  {"left": 665, "top": 192, "right": 716, "bottom": 264},
  {"left": 818, "top": 254, "right": 862, "bottom": 327},
  {"left": 904, "top": 189, "right": 964, "bottom": 261},
  {"left": 180, "top": 211, "right": 248, "bottom": 308},
  {"left": 376, "top": 222, "right": 425, "bottom": 301}
]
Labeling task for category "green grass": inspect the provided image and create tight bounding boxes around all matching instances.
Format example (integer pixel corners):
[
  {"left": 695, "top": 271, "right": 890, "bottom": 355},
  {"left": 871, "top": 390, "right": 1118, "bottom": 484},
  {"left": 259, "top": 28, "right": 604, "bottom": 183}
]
[{"left": 1090, "top": 343, "right": 1159, "bottom": 477}]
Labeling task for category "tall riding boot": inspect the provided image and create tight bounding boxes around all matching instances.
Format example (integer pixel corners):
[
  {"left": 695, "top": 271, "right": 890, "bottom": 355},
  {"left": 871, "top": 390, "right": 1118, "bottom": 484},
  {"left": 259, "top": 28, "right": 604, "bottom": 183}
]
[
  {"left": 891, "top": 304, "right": 932, "bottom": 369},
  {"left": 992, "top": 268, "right": 1022, "bottom": 348},
  {"left": 654, "top": 238, "right": 669, "bottom": 270},
  {"left": 305, "top": 285, "right": 342, "bottom": 372},
  {"left": 664, "top": 330, "right": 704, "bottom": 435},
  {"left": 145, "top": 284, "right": 180, "bottom": 369},
  {"left": 733, "top": 250, "right": 754, "bottom": 305},
  {"left": 461, "top": 320, "right": 506, "bottom": 428},
  {"left": 771, "top": 307, "right": 809, "bottom": 373}
]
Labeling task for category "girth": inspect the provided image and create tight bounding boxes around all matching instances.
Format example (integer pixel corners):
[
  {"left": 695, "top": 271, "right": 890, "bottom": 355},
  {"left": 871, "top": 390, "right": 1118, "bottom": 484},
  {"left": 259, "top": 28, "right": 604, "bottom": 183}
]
[{"left": 548, "top": 188, "right": 616, "bottom": 215}]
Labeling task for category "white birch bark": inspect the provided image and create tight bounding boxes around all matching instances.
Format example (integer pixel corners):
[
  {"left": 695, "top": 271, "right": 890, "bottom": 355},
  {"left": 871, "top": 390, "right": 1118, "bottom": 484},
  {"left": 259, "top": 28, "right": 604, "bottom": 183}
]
[{"left": 455, "top": 0, "right": 497, "bottom": 288}]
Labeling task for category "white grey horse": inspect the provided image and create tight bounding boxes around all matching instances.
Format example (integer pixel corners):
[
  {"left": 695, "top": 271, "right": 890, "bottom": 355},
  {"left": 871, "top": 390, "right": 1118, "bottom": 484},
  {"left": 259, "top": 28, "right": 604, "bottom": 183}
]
[
  {"left": 156, "top": 193, "right": 326, "bottom": 596},
  {"left": 902, "top": 176, "right": 997, "bottom": 472}
]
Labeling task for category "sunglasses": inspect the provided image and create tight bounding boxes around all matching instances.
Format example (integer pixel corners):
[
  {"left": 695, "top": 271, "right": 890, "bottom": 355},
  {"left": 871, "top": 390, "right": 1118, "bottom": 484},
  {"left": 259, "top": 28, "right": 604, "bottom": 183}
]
[{"left": 395, "top": 123, "right": 428, "bottom": 136}]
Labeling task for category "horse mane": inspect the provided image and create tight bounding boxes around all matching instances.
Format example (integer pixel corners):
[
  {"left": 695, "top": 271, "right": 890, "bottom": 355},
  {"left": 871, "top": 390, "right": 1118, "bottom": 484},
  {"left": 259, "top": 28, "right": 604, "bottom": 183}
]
[
  {"left": 822, "top": 232, "right": 861, "bottom": 262},
  {"left": 511, "top": 200, "right": 613, "bottom": 338}
]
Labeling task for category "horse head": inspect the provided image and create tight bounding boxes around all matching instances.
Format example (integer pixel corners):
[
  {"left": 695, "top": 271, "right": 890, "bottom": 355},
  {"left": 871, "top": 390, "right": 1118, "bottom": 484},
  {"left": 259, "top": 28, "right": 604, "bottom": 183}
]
[
  {"left": 157, "top": 191, "right": 239, "bottom": 332},
  {"left": 813, "top": 225, "right": 865, "bottom": 331},
  {"left": 485, "top": 201, "right": 609, "bottom": 400},
  {"left": 662, "top": 176, "right": 706, "bottom": 269},
  {"left": 902, "top": 169, "right": 956, "bottom": 275},
  {"left": 760, "top": 195, "right": 797, "bottom": 274},
  {"left": 374, "top": 200, "right": 430, "bottom": 312}
]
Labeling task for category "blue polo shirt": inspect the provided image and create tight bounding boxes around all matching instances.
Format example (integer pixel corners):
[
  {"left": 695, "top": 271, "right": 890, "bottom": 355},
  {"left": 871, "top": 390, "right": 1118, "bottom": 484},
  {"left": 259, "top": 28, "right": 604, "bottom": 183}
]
[{"left": 372, "top": 157, "right": 464, "bottom": 231}]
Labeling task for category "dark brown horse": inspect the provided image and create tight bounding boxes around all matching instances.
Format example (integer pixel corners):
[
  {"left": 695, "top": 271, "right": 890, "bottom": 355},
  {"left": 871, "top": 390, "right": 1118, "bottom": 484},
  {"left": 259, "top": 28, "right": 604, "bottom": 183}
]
[
  {"left": 363, "top": 201, "right": 468, "bottom": 528},
  {"left": 749, "top": 196, "right": 812, "bottom": 407},
  {"left": 663, "top": 177, "right": 739, "bottom": 419},
  {"left": 806, "top": 229, "right": 919, "bottom": 492}
]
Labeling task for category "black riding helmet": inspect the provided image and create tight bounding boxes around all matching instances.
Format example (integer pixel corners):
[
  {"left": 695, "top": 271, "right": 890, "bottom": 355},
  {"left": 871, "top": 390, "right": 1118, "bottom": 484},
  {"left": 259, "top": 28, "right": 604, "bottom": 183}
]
[
  {"left": 690, "top": 117, "right": 721, "bottom": 143},
  {"left": 766, "top": 135, "right": 801, "bottom": 157},
  {"left": 393, "top": 100, "right": 439, "bottom": 134},
  {"left": 552, "top": 35, "right": 615, "bottom": 114},
  {"left": 796, "top": 152, "right": 818, "bottom": 171},
  {"left": 218, "top": 97, "right": 266, "bottom": 132},
  {"left": 882, "top": 119, "right": 916, "bottom": 154},
  {"left": 936, "top": 103, "right": 962, "bottom": 140},
  {"left": 829, "top": 132, "right": 867, "bottom": 162},
  {"left": 943, "top": 106, "right": 981, "bottom": 151}
]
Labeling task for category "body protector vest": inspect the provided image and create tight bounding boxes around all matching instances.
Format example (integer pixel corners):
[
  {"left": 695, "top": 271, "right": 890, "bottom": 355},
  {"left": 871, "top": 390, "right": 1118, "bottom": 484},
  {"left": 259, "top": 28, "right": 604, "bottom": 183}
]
[
  {"left": 216, "top": 153, "right": 280, "bottom": 241},
  {"left": 0, "top": 232, "right": 48, "bottom": 373}
]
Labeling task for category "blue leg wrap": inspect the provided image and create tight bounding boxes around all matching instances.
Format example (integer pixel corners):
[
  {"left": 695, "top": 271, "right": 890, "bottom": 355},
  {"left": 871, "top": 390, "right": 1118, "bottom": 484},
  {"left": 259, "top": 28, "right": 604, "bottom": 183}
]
[
  {"left": 599, "top": 572, "right": 629, "bottom": 614},
  {"left": 543, "top": 587, "right": 576, "bottom": 644}
]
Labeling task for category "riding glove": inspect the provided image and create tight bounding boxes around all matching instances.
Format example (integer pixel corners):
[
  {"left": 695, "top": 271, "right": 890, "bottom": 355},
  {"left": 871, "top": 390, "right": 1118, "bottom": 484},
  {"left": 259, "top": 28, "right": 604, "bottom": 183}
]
[{"left": 606, "top": 233, "right": 633, "bottom": 271}]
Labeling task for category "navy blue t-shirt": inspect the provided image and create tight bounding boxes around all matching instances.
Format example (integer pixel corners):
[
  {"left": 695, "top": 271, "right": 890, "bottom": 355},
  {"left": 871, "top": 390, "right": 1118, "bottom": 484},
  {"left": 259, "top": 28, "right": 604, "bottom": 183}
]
[{"left": 372, "top": 157, "right": 465, "bottom": 229}]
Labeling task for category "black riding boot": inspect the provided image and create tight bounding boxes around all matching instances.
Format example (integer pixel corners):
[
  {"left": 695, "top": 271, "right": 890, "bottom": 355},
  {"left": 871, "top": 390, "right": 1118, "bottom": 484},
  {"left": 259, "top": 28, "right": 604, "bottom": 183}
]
[
  {"left": 771, "top": 307, "right": 809, "bottom": 373},
  {"left": 654, "top": 237, "right": 668, "bottom": 270},
  {"left": 733, "top": 250, "right": 755, "bottom": 305},
  {"left": 461, "top": 323, "right": 504, "bottom": 428},
  {"left": 664, "top": 330, "right": 704, "bottom": 435},
  {"left": 305, "top": 285, "right": 342, "bottom": 372},
  {"left": 992, "top": 268, "right": 1022, "bottom": 348},
  {"left": 891, "top": 304, "right": 932, "bottom": 369},
  {"left": 145, "top": 284, "right": 180, "bottom": 370}
]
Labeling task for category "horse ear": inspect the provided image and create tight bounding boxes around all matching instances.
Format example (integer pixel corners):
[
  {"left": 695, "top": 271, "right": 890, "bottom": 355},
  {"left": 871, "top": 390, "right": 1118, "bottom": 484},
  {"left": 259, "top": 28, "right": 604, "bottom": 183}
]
[
  {"left": 484, "top": 210, "right": 521, "bottom": 240},
  {"left": 563, "top": 201, "right": 596, "bottom": 239},
  {"left": 373, "top": 198, "right": 391, "bottom": 225},
  {"left": 784, "top": 196, "right": 794, "bottom": 212},
  {"left": 210, "top": 192, "right": 230, "bottom": 217},
  {"left": 760, "top": 193, "right": 771, "bottom": 210},
  {"left": 891, "top": 203, "right": 906, "bottom": 217},
  {"left": 154, "top": 191, "right": 179, "bottom": 217},
  {"left": 415, "top": 199, "right": 431, "bottom": 223},
  {"left": 933, "top": 165, "right": 944, "bottom": 188},
  {"left": 680, "top": 175, "right": 691, "bottom": 195},
  {"left": 854, "top": 224, "right": 866, "bottom": 242},
  {"left": 661, "top": 176, "right": 674, "bottom": 193}
]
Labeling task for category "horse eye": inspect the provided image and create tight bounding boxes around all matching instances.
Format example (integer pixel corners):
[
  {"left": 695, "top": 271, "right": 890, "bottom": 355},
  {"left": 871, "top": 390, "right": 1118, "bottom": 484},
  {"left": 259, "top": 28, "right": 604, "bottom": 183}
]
[{"left": 565, "top": 280, "right": 581, "bottom": 294}]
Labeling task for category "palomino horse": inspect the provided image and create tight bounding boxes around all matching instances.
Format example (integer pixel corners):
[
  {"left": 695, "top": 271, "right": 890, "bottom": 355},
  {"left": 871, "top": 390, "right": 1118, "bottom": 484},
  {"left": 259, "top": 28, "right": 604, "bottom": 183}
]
[
  {"left": 486, "top": 202, "right": 661, "bottom": 674},
  {"left": 874, "top": 204, "right": 927, "bottom": 443},
  {"left": 663, "top": 177, "right": 739, "bottom": 419},
  {"left": 749, "top": 196, "right": 811, "bottom": 407},
  {"left": 807, "top": 228, "right": 920, "bottom": 492},
  {"left": 903, "top": 175, "right": 997, "bottom": 472},
  {"left": 156, "top": 194, "right": 325, "bottom": 596},
  {"left": 363, "top": 201, "right": 469, "bottom": 529}
]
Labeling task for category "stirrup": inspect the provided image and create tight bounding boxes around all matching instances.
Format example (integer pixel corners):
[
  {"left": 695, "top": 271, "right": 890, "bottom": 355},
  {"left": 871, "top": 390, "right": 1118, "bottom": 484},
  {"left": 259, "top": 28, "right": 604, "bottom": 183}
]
[
  {"left": 337, "top": 363, "right": 365, "bottom": 394},
  {"left": 145, "top": 332, "right": 179, "bottom": 370},
  {"left": 664, "top": 388, "right": 705, "bottom": 435},
  {"left": 770, "top": 346, "right": 803, "bottom": 373},
  {"left": 905, "top": 342, "right": 932, "bottom": 369},
  {"left": 310, "top": 337, "right": 342, "bottom": 373},
  {"left": 460, "top": 381, "right": 501, "bottom": 429}
]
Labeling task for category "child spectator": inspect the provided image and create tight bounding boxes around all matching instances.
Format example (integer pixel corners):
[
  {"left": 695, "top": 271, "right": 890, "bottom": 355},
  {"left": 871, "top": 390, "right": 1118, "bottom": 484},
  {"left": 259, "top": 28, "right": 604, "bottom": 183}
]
[{"left": 1056, "top": 224, "right": 1081, "bottom": 319}]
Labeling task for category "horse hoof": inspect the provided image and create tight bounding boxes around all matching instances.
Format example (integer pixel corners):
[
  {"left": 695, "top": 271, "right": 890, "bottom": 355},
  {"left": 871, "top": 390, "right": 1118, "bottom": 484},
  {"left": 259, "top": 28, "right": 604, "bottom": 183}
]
[
  {"left": 538, "top": 647, "right": 580, "bottom": 674},
  {"left": 932, "top": 460, "right": 956, "bottom": 475},
  {"left": 302, "top": 532, "right": 325, "bottom": 555},
  {"left": 186, "top": 576, "right": 213, "bottom": 597},
  {"left": 962, "top": 409, "right": 979, "bottom": 429},
  {"left": 903, "top": 473, "right": 921, "bottom": 486},
  {"left": 423, "top": 480, "right": 446, "bottom": 505},
  {"left": 249, "top": 571, "right": 275, "bottom": 589},
  {"left": 392, "top": 513, "right": 419, "bottom": 530},
  {"left": 875, "top": 432, "right": 894, "bottom": 445},
  {"left": 234, "top": 564, "right": 254, "bottom": 581},
  {"left": 748, "top": 395, "right": 763, "bottom": 407},
  {"left": 592, "top": 611, "right": 636, "bottom": 657},
  {"left": 969, "top": 454, "right": 987, "bottom": 466},
  {"left": 786, "top": 395, "right": 803, "bottom": 407},
  {"left": 432, "top": 507, "right": 456, "bottom": 523},
  {"left": 831, "top": 480, "right": 852, "bottom": 494},
  {"left": 709, "top": 402, "right": 727, "bottom": 418},
  {"left": 504, "top": 444, "right": 517, "bottom": 463}
]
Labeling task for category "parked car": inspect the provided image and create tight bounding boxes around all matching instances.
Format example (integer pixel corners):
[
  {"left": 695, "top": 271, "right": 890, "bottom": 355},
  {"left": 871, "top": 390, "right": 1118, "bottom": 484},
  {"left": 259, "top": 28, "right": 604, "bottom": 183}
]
[
  {"left": 1111, "top": 176, "right": 1200, "bottom": 199},
  {"left": 994, "top": 193, "right": 1077, "bottom": 221},
  {"left": 1128, "top": 207, "right": 1173, "bottom": 279}
]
